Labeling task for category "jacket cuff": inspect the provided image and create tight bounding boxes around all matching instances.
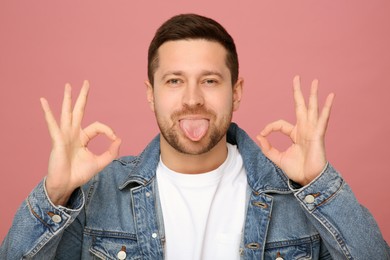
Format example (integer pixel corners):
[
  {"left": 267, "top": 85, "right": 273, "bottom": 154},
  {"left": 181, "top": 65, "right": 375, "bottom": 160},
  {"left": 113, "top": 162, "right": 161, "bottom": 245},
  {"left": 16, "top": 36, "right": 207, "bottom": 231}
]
[
  {"left": 293, "top": 163, "right": 344, "bottom": 212},
  {"left": 27, "top": 179, "right": 84, "bottom": 233}
]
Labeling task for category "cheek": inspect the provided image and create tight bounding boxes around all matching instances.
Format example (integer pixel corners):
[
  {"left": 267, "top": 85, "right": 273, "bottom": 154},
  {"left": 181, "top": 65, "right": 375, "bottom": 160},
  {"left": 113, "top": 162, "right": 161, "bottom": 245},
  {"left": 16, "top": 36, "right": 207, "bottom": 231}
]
[
  {"left": 206, "top": 93, "right": 234, "bottom": 112},
  {"left": 154, "top": 93, "right": 178, "bottom": 115}
]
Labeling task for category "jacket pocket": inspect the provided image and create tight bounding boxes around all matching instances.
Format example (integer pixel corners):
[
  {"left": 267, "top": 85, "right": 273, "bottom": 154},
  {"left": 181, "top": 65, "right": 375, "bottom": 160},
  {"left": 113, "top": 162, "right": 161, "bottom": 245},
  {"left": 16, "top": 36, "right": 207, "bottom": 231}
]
[
  {"left": 84, "top": 228, "right": 142, "bottom": 260},
  {"left": 264, "top": 235, "right": 320, "bottom": 260}
]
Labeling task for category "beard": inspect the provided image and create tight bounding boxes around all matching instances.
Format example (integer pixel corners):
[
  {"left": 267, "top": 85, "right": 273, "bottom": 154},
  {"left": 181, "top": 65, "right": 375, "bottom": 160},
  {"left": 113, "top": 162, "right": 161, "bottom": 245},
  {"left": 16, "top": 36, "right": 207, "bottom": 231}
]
[{"left": 155, "top": 105, "right": 232, "bottom": 155}]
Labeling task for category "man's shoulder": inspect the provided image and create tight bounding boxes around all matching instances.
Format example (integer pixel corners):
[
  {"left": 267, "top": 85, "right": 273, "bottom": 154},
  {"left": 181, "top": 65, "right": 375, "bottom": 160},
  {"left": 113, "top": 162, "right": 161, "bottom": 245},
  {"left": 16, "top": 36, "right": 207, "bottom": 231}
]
[
  {"left": 81, "top": 155, "right": 140, "bottom": 189},
  {"left": 114, "top": 155, "right": 139, "bottom": 165},
  {"left": 100, "top": 154, "right": 142, "bottom": 179}
]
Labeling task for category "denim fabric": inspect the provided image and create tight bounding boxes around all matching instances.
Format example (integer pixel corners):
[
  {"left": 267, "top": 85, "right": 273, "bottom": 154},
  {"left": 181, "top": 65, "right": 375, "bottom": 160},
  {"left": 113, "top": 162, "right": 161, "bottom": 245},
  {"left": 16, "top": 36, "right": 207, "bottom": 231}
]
[{"left": 1, "top": 123, "right": 389, "bottom": 259}]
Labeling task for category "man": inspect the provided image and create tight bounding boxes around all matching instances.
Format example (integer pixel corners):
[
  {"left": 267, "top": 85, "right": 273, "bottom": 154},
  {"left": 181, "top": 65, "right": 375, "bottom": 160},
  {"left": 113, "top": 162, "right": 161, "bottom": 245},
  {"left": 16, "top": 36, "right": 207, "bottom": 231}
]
[{"left": 1, "top": 13, "right": 389, "bottom": 259}]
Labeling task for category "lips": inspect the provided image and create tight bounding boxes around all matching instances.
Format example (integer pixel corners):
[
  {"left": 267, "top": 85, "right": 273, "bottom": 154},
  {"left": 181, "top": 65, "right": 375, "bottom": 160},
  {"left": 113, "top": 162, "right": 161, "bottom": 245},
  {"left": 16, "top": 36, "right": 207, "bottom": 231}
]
[{"left": 179, "top": 118, "right": 209, "bottom": 141}]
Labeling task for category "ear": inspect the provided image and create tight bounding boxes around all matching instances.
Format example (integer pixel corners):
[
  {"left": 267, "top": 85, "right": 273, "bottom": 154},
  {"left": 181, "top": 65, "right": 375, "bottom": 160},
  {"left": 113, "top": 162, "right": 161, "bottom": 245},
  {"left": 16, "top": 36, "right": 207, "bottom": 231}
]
[
  {"left": 145, "top": 80, "right": 155, "bottom": 112},
  {"left": 232, "top": 77, "right": 244, "bottom": 111}
]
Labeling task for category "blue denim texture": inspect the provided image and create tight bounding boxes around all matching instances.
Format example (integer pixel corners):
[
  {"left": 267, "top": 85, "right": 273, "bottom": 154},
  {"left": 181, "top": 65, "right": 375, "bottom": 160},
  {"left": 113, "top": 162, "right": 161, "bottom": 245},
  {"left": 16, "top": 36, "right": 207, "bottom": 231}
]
[{"left": 1, "top": 123, "right": 389, "bottom": 259}]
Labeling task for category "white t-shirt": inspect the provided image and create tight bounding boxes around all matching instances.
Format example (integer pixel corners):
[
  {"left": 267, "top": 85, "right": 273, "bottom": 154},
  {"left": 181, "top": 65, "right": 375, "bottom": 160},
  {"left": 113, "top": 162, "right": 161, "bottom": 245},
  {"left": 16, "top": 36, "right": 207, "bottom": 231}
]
[{"left": 156, "top": 144, "right": 247, "bottom": 260}]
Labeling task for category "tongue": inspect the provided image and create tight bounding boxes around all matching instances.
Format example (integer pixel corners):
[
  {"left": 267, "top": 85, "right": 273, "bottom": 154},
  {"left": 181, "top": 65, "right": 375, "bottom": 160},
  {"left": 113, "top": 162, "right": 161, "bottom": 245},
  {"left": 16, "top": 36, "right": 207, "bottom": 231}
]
[{"left": 180, "top": 119, "right": 209, "bottom": 141}]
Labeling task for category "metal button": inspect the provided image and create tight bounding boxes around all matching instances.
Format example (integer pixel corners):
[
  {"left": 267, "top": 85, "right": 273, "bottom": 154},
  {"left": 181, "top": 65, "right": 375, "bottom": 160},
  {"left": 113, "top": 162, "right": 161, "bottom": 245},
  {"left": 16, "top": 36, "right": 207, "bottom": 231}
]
[
  {"left": 304, "top": 194, "right": 315, "bottom": 204},
  {"left": 152, "top": 233, "right": 158, "bottom": 238},
  {"left": 51, "top": 214, "right": 62, "bottom": 223},
  {"left": 117, "top": 250, "right": 126, "bottom": 259},
  {"left": 145, "top": 192, "right": 151, "bottom": 197}
]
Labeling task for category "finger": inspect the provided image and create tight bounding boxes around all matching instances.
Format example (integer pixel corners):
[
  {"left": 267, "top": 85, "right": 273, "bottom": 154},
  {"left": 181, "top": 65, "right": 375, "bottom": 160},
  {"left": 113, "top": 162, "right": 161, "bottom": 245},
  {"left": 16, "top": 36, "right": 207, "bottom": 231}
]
[
  {"left": 40, "top": 98, "right": 61, "bottom": 141},
  {"left": 72, "top": 80, "right": 90, "bottom": 127},
  {"left": 307, "top": 79, "right": 319, "bottom": 122},
  {"left": 80, "top": 121, "right": 117, "bottom": 147},
  {"left": 60, "top": 83, "right": 72, "bottom": 130},
  {"left": 318, "top": 93, "right": 335, "bottom": 134},
  {"left": 256, "top": 134, "right": 271, "bottom": 151},
  {"left": 260, "top": 120, "right": 295, "bottom": 138},
  {"left": 96, "top": 137, "right": 122, "bottom": 171},
  {"left": 293, "top": 75, "right": 307, "bottom": 120},
  {"left": 256, "top": 135, "right": 282, "bottom": 167}
]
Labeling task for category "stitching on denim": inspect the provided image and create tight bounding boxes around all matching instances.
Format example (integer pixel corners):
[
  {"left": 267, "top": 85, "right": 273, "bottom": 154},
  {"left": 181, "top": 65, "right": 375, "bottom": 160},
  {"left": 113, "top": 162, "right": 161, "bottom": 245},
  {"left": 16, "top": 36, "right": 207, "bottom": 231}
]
[
  {"left": 83, "top": 228, "right": 137, "bottom": 240},
  {"left": 316, "top": 179, "right": 345, "bottom": 209},
  {"left": 265, "top": 234, "right": 321, "bottom": 249},
  {"left": 311, "top": 206, "right": 353, "bottom": 259},
  {"left": 26, "top": 197, "right": 53, "bottom": 232}
]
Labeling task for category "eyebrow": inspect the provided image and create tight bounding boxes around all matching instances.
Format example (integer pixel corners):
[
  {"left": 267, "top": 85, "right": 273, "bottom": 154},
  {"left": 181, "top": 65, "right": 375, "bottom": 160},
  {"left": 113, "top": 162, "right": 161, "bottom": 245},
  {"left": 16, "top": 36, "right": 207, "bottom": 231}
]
[
  {"left": 161, "top": 71, "right": 184, "bottom": 81},
  {"left": 161, "top": 70, "right": 224, "bottom": 81},
  {"left": 201, "top": 70, "right": 224, "bottom": 79}
]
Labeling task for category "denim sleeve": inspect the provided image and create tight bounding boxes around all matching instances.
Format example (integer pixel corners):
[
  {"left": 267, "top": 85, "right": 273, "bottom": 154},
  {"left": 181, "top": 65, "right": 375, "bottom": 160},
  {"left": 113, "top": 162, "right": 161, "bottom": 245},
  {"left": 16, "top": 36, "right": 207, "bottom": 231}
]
[
  {"left": 292, "top": 163, "right": 390, "bottom": 259},
  {"left": 0, "top": 179, "right": 84, "bottom": 259}
]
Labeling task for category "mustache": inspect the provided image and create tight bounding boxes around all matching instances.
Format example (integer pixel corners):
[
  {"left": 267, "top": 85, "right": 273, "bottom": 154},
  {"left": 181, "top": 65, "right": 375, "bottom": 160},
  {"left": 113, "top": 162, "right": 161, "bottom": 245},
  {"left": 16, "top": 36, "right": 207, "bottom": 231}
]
[{"left": 171, "top": 105, "right": 216, "bottom": 119}]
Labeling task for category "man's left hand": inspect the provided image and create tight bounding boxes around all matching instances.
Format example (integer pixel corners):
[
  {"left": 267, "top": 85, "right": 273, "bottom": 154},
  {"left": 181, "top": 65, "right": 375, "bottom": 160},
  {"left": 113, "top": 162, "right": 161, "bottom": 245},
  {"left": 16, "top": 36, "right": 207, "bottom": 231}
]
[{"left": 257, "top": 75, "right": 335, "bottom": 186}]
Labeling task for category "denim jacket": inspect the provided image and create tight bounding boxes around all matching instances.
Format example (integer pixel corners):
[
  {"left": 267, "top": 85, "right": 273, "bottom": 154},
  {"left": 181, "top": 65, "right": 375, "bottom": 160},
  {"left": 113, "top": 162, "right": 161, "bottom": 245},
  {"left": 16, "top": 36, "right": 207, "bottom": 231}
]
[{"left": 1, "top": 123, "right": 389, "bottom": 259}]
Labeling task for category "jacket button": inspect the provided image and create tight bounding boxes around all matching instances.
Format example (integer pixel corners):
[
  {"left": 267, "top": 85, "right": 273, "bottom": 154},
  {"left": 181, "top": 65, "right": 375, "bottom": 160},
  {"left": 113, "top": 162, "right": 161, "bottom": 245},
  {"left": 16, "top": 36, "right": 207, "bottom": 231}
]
[
  {"left": 275, "top": 257, "right": 284, "bottom": 260},
  {"left": 117, "top": 250, "right": 126, "bottom": 259},
  {"left": 51, "top": 214, "right": 62, "bottom": 223},
  {"left": 152, "top": 233, "right": 158, "bottom": 238},
  {"left": 304, "top": 194, "right": 315, "bottom": 204}
]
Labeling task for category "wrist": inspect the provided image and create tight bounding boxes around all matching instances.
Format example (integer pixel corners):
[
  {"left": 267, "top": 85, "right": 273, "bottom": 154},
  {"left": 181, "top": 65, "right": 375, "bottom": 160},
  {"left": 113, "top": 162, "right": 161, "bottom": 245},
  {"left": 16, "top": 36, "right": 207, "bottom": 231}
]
[{"left": 44, "top": 177, "right": 74, "bottom": 206}]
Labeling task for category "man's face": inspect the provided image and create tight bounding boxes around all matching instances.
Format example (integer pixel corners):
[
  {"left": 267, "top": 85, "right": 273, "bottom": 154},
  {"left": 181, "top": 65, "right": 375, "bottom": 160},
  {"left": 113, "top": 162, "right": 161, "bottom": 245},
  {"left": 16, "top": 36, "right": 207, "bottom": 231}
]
[{"left": 146, "top": 39, "right": 242, "bottom": 155}]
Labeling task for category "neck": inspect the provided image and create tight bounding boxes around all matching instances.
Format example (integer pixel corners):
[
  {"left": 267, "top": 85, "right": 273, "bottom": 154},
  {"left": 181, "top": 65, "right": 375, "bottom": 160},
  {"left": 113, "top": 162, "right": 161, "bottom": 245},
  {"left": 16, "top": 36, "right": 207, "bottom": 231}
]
[{"left": 160, "top": 135, "right": 228, "bottom": 174}]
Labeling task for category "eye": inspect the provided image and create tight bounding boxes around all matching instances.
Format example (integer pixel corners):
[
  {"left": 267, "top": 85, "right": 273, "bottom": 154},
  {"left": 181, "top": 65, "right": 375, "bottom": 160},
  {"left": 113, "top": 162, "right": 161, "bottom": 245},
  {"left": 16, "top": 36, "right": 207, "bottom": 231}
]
[
  {"left": 166, "top": 78, "right": 183, "bottom": 86},
  {"left": 202, "top": 79, "right": 218, "bottom": 87}
]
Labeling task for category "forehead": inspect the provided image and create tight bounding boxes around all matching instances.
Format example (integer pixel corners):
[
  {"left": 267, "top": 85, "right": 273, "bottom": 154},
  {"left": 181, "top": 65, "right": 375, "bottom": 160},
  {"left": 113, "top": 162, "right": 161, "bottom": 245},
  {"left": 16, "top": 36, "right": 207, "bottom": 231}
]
[{"left": 155, "top": 39, "right": 229, "bottom": 74}]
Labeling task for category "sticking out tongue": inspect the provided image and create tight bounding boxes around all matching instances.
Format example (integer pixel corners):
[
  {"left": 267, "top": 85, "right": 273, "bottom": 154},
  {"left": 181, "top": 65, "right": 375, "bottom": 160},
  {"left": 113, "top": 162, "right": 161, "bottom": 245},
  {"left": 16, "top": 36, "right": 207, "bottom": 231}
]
[{"left": 180, "top": 119, "right": 209, "bottom": 141}]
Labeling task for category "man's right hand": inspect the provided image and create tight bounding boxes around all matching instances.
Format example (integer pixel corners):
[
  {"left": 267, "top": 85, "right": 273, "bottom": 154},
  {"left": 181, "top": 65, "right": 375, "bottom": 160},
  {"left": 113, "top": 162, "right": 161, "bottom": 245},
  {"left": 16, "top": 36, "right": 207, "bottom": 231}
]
[{"left": 40, "top": 80, "right": 121, "bottom": 206}]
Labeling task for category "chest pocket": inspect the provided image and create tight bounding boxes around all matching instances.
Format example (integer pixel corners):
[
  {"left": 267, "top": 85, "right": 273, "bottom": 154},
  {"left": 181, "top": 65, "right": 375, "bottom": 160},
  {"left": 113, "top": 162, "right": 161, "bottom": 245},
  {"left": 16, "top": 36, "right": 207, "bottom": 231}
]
[
  {"left": 263, "top": 235, "right": 320, "bottom": 260},
  {"left": 84, "top": 228, "right": 142, "bottom": 260}
]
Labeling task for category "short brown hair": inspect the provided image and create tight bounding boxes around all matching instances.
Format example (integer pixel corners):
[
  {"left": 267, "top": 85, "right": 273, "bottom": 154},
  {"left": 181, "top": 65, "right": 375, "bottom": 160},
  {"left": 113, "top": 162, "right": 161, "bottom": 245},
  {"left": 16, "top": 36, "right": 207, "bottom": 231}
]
[{"left": 147, "top": 14, "right": 239, "bottom": 86}]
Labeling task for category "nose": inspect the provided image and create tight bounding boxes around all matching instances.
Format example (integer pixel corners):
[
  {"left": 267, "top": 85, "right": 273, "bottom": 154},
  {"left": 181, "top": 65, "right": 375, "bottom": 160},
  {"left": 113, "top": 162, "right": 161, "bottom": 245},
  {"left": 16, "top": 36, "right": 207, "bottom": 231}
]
[{"left": 182, "top": 82, "right": 204, "bottom": 107}]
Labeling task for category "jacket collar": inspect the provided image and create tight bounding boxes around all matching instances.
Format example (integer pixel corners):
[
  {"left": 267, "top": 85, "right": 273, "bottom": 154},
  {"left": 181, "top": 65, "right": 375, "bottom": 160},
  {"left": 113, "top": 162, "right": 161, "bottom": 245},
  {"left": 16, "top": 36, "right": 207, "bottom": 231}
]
[
  {"left": 227, "top": 123, "right": 290, "bottom": 193},
  {"left": 119, "top": 123, "right": 290, "bottom": 193}
]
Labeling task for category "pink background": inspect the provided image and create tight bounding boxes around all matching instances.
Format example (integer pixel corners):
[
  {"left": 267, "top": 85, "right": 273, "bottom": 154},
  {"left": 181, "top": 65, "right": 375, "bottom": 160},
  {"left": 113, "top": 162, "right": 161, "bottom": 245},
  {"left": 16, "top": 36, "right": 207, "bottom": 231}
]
[{"left": 1, "top": 1, "right": 389, "bottom": 243}]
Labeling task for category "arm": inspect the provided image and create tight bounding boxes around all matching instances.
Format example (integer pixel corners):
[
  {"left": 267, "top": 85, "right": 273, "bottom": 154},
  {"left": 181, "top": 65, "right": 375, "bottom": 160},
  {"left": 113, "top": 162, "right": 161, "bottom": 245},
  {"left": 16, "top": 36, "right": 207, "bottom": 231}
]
[
  {"left": 257, "top": 76, "right": 389, "bottom": 258},
  {"left": 0, "top": 180, "right": 84, "bottom": 259},
  {"left": 294, "top": 163, "right": 389, "bottom": 259},
  {"left": 0, "top": 81, "right": 121, "bottom": 258}
]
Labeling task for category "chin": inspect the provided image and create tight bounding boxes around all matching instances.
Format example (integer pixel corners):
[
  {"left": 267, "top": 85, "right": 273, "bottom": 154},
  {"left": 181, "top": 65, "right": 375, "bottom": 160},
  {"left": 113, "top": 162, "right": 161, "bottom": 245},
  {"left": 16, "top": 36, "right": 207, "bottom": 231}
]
[{"left": 175, "top": 135, "right": 223, "bottom": 155}]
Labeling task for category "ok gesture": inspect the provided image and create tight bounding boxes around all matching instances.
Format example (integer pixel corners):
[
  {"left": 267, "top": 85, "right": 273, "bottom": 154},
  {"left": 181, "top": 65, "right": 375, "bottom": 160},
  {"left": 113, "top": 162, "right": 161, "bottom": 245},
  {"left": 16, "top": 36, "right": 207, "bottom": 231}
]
[
  {"left": 40, "top": 81, "right": 121, "bottom": 206},
  {"left": 257, "top": 76, "right": 335, "bottom": 186}
]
